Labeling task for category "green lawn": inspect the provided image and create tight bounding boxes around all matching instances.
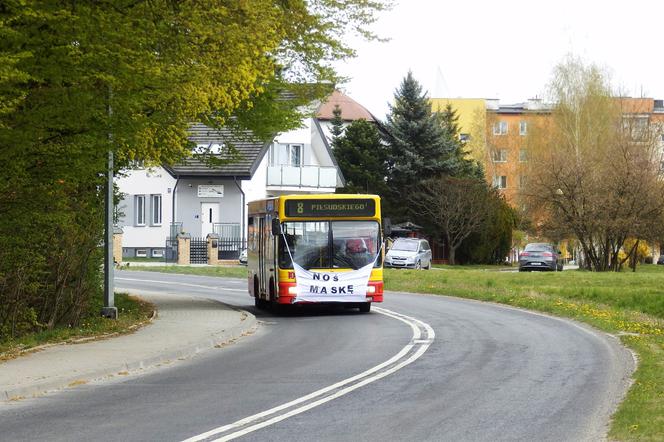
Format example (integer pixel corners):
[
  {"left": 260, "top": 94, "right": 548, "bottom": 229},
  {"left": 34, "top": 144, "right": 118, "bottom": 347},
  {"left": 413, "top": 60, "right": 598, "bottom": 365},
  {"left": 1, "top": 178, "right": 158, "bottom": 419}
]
[
  {"left": 122, "top": 264, "right": 248, "bottom": 279},
  {"left": 127, "top": 263, "right": 663, "bottom": 441}
]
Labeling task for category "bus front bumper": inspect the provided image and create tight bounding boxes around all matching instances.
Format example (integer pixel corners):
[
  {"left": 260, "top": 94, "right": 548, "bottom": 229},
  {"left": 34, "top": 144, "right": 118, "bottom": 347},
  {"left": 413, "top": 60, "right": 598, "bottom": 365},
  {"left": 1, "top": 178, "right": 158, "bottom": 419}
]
[{"left": 277, "top": 281, "right": 383, "bottom": 304}]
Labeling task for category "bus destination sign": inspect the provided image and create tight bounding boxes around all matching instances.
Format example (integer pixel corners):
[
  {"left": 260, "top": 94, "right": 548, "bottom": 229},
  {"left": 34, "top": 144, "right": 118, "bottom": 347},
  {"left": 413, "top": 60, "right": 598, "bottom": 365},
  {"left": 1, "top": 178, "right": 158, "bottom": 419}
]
[{"left": 285, "top": 199, "right": 375, "bottom": 217}]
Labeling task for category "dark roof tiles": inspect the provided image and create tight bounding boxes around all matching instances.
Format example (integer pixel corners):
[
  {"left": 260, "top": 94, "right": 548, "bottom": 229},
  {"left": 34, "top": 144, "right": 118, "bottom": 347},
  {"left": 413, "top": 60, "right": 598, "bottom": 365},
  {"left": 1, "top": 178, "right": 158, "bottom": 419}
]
[{"left": 163, "top": 123, "right": 270, "bottom": 179}]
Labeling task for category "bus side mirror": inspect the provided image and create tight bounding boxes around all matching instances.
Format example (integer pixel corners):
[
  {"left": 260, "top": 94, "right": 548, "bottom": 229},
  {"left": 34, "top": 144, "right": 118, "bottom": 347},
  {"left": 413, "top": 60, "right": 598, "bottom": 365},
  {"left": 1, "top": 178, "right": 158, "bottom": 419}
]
[
  {"left": 272, "top": 218, "right": 281, "bottom": 236},
  {"left": 383, "top": 217, "right": 392, "bottom": 236}
]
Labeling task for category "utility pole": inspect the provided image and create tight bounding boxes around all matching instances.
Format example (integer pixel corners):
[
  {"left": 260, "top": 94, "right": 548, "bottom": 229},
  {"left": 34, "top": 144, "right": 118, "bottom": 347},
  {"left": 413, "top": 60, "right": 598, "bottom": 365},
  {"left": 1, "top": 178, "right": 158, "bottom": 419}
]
[
  {"left": 102, "top": 84, "right": 118, "bottom": 319},
  {"left": 101, "top": 149, "right": 118, "bottom": 319}
]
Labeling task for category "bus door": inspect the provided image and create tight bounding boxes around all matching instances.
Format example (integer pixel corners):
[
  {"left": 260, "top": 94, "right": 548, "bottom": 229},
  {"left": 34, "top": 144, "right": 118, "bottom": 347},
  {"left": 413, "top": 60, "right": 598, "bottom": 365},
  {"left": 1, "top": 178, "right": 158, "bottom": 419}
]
[{"left": 258, "top": 217, "right": 267, "bottom": 299}]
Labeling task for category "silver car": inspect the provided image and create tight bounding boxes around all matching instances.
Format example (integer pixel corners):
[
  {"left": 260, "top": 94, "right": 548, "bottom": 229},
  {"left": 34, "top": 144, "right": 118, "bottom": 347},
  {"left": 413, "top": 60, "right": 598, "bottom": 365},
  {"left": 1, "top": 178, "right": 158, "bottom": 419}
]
[
  {"left": 385, "top": 238, "right": 432, "bottom": 270},
  {"left": 518, "top": 243, "right": 563, "bottom": 271}
]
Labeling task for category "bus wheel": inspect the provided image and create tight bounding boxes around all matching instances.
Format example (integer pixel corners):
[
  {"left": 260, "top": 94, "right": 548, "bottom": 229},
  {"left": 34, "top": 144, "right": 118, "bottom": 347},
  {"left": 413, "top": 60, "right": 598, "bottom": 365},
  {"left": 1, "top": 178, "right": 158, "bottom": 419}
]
[
  {"left": 253, "top": 278, "right": 264, "bottom": 309},
  {"left": 358, "top": 302, "right": 371, "bottom": 313}
]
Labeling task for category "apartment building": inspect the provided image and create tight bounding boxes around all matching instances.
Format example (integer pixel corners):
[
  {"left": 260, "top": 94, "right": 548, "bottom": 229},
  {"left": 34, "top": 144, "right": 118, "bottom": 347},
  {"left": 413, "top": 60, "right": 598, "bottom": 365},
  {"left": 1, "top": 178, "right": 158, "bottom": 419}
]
[{"left": 431, "top": 97, "right": 664, "bottom": 207}]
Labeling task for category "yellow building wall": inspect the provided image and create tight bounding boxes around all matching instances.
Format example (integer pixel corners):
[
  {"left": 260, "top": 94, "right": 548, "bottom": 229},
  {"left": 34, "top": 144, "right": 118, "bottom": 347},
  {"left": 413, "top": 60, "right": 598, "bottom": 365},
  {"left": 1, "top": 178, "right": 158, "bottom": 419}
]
[{"left": 430, "top": 98, "right": 486, "bottom": 135}]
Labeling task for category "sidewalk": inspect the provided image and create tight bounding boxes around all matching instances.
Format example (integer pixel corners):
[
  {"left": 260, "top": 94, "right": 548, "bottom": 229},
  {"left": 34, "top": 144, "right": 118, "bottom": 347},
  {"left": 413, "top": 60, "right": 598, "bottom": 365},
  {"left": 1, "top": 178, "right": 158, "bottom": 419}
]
[{"left": 0, "top": 292, "right": 256, "bottom": 402}]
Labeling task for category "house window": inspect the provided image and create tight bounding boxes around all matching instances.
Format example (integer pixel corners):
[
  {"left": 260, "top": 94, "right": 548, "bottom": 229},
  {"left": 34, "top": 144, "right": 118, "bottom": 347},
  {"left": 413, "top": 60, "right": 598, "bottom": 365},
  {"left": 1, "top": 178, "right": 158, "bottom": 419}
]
[
  {"left": 623, "top": 116, "right": 649, "bottom": 140},
  {"left": 150, "top": 194, "right": 162, "bottom": 226},
  {"left": 136, "top": 249, "right": 147, "bottom": 258},
  {"left": 152, "top": 249, "right": 164, "bottom": 258},
  {"left": 459, "top": 133, "right": 470, "bottom": 143},
  {"left": 492, "top": 149, "right": 507, "bottom": 162},
  {"left": 135, "top": 195, "right": 146, "bottom": 226},
  {"left": 493, "top": 175, "right": 507, "bottom": 189},
  {"left": 288, "top": 144, "right": 302, "bottom": 167},
  {"left": 493, "top": 121, "right": 508, "bottom": 135},
  {"left": 269, "top": 143, "right": 303, "bottom": 167},
  {"left": 519, "top": 121, "right": 528, "bottom": 136},
  {"left": 519, "top": 149, "right": 528, "bottom": 162}
]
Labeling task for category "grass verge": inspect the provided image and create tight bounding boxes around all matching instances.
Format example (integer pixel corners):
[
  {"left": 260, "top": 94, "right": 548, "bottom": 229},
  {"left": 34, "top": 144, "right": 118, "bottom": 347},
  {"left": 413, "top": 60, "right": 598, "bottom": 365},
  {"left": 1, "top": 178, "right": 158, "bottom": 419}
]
[
  {"left": 385, "top": 266, "right": 664, "bottom": 441},
  {"left": 122, "top": 265, "right": 248, "bottom": 279},
  {"left": 0, "top": 293, "right": 154, "bottom": 362}
]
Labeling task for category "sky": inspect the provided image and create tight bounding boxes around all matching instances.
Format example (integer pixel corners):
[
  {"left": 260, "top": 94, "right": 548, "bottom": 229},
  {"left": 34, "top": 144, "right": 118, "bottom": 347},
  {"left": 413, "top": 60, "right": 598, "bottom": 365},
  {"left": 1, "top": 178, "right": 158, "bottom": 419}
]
[{"left": 333, "top": 0, "right": 664, "bottom": 119}]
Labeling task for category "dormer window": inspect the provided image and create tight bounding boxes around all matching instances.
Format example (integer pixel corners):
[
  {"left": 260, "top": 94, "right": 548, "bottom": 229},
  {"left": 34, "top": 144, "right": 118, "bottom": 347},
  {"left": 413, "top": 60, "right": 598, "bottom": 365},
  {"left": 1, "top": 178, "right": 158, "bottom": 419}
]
[{"left": 195, "top": 143, "right": 224, "bottom": 154}]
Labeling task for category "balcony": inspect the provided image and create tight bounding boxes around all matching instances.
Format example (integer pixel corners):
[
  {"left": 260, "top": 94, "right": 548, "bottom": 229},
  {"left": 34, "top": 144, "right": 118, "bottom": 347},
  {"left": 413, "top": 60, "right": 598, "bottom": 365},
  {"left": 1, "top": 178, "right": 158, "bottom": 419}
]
[{"left": 267, "top": 165, "right": 338, "bottom": 189}]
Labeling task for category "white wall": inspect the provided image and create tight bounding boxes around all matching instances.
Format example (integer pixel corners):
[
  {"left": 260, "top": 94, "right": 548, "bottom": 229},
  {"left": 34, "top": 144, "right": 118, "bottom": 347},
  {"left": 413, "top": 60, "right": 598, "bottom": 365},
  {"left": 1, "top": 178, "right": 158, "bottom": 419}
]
[
  {"left": 116, "top": 167, "right": 175, "bottom": 250},
  {"left": 174, "top": 178, "right": 243, "bottom": 237}
]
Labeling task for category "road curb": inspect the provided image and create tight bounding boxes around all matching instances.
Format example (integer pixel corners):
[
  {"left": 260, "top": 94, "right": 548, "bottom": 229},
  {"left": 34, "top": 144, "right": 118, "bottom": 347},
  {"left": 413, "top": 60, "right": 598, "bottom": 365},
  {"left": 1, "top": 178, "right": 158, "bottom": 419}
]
[{"left": 1, "top": 297, "right": 257, "bottom": 403}]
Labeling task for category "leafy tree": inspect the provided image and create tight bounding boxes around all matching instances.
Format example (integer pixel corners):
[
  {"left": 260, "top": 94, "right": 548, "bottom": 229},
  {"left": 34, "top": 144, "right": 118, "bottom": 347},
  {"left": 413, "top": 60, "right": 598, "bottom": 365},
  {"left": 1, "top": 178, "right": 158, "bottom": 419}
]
[
  {"left": 409, "top": 176, "right": 492, "bottom": 265},
  {"left": 457, "top": 193, "right": 517, "bottom": 264},
  {"left": 334, "top": 119, "right": 389, "bottom": 195},
  {"left": 0, "top": 0, "right": 389, "bottom": 338},
  {"left": 524, "top": 56, "right": 664, "bottom": 271}
]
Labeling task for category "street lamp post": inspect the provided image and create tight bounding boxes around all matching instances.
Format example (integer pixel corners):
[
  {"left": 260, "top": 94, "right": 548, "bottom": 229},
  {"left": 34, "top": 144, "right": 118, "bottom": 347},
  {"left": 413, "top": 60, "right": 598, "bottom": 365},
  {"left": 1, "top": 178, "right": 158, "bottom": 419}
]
[{"left": 101, "top": 149, "right": 118, "bottom": 319}]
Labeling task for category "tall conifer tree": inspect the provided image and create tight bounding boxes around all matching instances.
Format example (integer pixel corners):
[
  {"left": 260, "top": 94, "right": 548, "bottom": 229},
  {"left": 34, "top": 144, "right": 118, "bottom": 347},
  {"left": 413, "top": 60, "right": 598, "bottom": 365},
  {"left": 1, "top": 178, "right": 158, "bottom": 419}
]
[
  {"left": 383, "top": 71, "right": 459, "bottom": 219},
  {"left": 330, "top": 105, "right": 345, "bottom": 142}
]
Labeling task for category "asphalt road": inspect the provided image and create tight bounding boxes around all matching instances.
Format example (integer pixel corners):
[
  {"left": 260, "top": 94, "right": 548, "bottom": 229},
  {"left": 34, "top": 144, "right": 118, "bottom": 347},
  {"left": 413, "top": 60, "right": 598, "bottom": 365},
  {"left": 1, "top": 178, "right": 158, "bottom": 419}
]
[{"left": 0, "top": 270, "right": 633, "bottom": 442}]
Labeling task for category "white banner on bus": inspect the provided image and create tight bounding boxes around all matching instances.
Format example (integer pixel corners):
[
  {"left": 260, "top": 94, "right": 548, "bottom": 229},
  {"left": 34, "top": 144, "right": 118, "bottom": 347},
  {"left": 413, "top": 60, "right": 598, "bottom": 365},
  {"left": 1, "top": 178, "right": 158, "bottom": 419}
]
[{"left": 292, "top": 262, "right": 374, "bottom": 303}]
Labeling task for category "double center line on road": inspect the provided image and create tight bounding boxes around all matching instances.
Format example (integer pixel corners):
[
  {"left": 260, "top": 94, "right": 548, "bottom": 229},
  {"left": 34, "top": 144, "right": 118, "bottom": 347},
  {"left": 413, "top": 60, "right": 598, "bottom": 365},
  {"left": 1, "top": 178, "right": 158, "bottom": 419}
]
[{"left": 182, "top": 307, "right": 435, "bottom": 442}]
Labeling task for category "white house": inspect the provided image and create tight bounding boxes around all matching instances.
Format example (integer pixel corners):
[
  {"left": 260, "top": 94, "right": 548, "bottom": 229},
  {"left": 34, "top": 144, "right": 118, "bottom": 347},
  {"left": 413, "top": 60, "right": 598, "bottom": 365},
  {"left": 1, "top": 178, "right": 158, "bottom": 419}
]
[{"left": 116, "top": 91, "right": 378, "bottom": 261}]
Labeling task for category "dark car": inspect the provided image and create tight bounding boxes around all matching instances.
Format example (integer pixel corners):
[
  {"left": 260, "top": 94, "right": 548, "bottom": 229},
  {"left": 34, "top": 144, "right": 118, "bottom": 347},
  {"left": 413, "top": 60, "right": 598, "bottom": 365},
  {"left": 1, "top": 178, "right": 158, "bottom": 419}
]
[
  {"left": 657, "top": 255, "right": 664, "bottom": 265},
  {"left": 518, "top": 243, "right": 563, "bottom": 272}
]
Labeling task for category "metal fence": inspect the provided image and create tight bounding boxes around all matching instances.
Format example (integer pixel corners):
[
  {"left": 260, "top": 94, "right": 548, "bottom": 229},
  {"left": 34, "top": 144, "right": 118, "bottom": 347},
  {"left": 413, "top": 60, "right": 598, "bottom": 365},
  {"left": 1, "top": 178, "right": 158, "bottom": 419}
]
[
  {"left": 213, "top": 222, "right": 244, "bottom": 260},
  {"left": 218, "top": 237, "right": 246, "bottom": 260},
  {"left": 213, "top": 222, "right": 240, "bottom": 238}
]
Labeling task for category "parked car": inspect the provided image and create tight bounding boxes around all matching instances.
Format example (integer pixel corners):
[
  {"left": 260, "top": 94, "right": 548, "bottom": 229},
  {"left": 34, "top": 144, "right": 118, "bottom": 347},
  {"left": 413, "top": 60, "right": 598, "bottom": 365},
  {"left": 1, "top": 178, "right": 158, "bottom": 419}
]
[
  {"left": 657, "top": 255, "right": 664, "bottom": 265},
  {"left": 384, "top": 238, "right": 432, "bottom": 270},
  {"left": 518, "top": 243, "right": 563, "bottom": 271},
  {"left": 239, "top": 248, "right": 247, "bottom": 265}
]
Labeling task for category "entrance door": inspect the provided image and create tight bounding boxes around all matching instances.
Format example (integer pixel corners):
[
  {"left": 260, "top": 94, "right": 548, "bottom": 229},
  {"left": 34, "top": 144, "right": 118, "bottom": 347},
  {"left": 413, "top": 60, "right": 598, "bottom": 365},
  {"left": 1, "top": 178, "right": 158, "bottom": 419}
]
[{"left": 201, "top": 203, "right": 219, "bottom": 237}]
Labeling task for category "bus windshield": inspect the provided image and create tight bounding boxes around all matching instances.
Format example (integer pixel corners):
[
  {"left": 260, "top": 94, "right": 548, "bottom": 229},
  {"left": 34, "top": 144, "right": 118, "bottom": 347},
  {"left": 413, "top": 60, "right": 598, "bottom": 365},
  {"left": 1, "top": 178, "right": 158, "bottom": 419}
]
[{"left": 279, "top": 220, "right": 381, "bottom": 270}]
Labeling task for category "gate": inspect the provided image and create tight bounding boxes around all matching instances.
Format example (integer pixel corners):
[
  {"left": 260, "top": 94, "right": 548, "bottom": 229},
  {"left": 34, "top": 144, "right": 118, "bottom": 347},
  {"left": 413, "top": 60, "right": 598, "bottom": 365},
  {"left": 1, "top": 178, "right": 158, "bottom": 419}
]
[{"left": 190, "top": 237, "right": 208, "bottom": 264}]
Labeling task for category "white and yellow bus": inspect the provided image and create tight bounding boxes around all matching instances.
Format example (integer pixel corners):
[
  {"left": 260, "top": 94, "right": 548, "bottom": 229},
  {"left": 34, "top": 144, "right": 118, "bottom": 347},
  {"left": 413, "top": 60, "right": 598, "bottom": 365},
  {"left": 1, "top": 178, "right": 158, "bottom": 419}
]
[{"left": 247, "top": 194, "right": 385, "bottom": 312}]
